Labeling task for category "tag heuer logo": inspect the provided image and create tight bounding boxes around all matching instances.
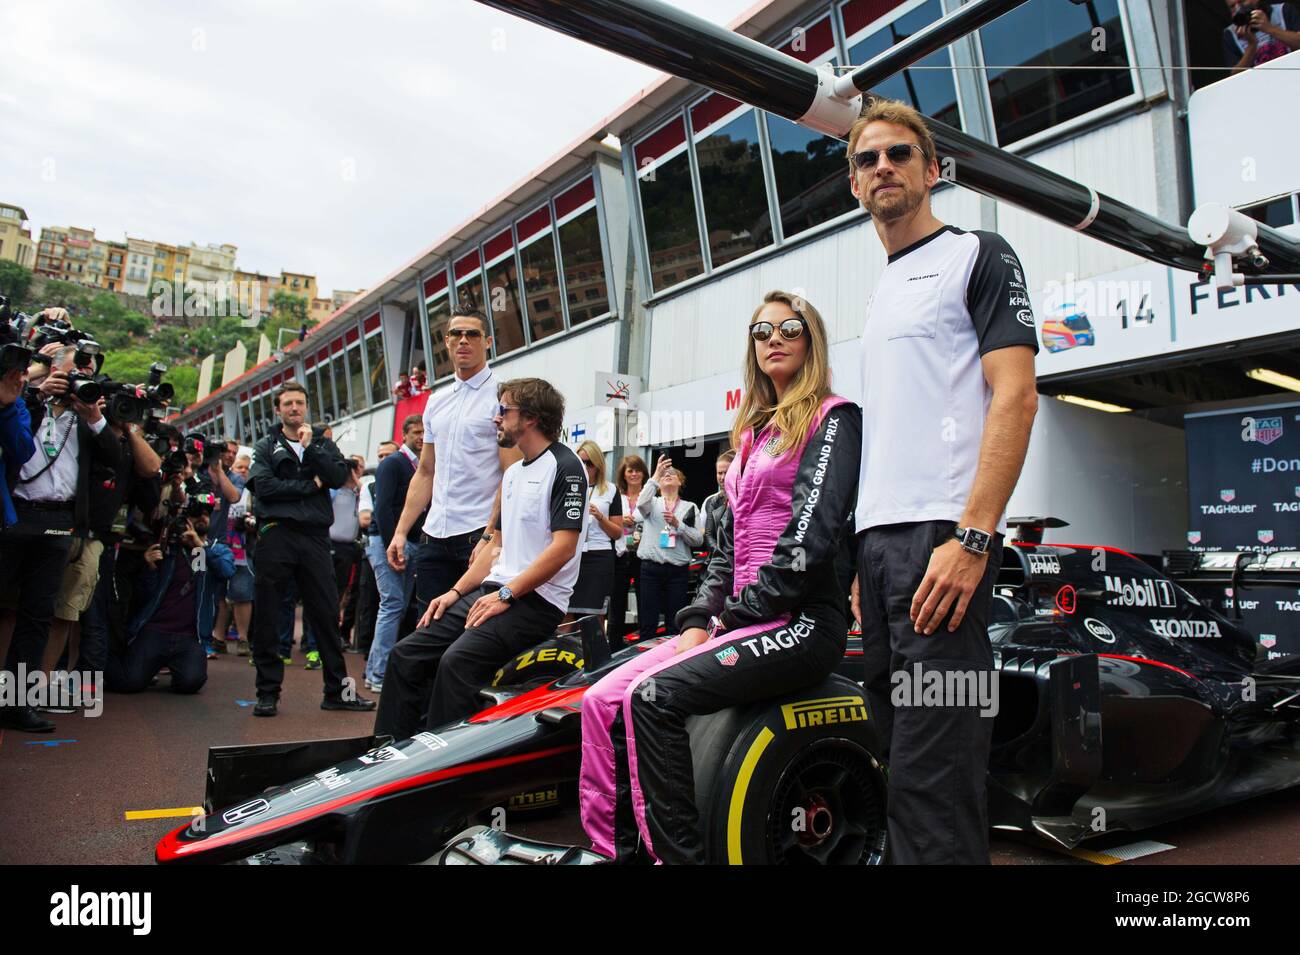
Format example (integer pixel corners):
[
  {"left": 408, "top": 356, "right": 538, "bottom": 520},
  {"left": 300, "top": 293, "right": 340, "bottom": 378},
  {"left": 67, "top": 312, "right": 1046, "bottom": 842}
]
[
  {"left": 1241, "top": 415, "right": 1284, "bottom": 446},
  {"left": 715, "top": 646, "right": 739, "bottom": 667},
  {"left": 1220, "top": 489, "right": 1235, "bottom": 503},
  {"left": 1187, "top": 531, "right": 1202, "bottom": 545},
  {"left": 1259, "top": 529, "right": 1275, "bottom": 544},
  {"left": 1261, "top": 634, "right": 1277, "bottom": 649}
]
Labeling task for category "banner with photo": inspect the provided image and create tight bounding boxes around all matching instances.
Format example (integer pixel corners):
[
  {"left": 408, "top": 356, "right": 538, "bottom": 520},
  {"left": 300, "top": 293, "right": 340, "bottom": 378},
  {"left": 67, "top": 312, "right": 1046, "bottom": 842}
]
[
  {"left": 1185, "top": 402, "right": 1300, "bottom": 658},
  {"left": 1031, "top": 262, "right": 1300, "bottom": 378}
]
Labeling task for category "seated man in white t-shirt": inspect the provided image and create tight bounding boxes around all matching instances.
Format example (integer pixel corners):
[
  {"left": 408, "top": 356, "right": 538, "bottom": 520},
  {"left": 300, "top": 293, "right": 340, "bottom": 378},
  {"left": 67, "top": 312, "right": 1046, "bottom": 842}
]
[{"left": 374, "top": 378, "right": 587, "bottom": 738}]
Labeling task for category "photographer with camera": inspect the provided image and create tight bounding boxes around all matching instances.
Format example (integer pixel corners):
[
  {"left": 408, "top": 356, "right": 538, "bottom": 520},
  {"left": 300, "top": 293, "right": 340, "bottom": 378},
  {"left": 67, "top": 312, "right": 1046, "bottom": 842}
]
[
  {"left": 0, "top": 344, "right": 122, "bottom": 732},
  {"left": 1224, "top": 1, "right": 1300, "bottom": 71},
  {"left": 247, "top": 381, "right": 375, "bottom": 717},
  {"left": 48, "top": 386, "right": 167, "bottom": 681},
  {"left": 106, "top": 493, "right": 233, "bottom": 694}
]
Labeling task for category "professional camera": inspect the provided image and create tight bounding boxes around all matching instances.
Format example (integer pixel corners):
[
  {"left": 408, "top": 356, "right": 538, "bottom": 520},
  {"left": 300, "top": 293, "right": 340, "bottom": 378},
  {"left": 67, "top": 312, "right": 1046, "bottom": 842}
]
[
  {"left": 1233, "top": 2, "right": 1262, "bottom": 27},
  {"left": 65, "top": 369, "right": 103, "bottom": 404},
  {"left": 0, "top": 295, "right": 35, "bottom": 376},
  {"left": 184, "top": 431, "right": 223, "bottom": 468},
  {"left": 161, "top": 491, "right": 218, "bottom": 548},
  {"left": 101, "top": 363, "right": 174, "bottom": 426}
]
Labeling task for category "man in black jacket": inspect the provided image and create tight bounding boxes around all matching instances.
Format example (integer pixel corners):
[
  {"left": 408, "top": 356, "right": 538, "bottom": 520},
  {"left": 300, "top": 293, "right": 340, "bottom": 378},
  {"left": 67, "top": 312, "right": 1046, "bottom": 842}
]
[{"left": 247, "top": 381, "right": 375, "bottom": 717}]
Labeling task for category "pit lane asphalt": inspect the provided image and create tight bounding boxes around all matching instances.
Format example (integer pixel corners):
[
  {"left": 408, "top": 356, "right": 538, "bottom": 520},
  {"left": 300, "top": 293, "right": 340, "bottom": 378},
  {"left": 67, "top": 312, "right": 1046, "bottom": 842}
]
[{"left": 3, "top": 647, "right": 1300, "bottom": 865}]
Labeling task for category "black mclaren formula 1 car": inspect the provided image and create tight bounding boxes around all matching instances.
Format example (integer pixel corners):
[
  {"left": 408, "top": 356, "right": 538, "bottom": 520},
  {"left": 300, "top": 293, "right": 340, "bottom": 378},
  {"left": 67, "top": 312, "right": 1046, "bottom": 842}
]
[{"left": 157, "top": 519, "right": 1300, "bottom": 865}]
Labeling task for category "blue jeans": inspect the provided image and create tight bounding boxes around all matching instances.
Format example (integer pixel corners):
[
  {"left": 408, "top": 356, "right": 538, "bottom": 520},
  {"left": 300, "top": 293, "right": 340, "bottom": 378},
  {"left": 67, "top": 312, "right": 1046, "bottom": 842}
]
[{"left": 366, "top": 536, "right": 418, "bottom": 684}]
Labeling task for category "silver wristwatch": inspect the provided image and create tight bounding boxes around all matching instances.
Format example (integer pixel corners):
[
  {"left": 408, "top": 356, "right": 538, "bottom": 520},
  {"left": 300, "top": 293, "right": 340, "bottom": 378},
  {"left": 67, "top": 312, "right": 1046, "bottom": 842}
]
[{"left": 953, "top": 526, "right": 993, "bottom": 556}]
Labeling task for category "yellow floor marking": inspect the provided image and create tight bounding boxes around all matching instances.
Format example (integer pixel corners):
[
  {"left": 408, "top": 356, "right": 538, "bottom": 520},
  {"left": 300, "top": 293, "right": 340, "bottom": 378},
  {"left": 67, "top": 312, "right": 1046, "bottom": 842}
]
[{"left": 124, "top": 807, "right": 204, "bottom": 821}]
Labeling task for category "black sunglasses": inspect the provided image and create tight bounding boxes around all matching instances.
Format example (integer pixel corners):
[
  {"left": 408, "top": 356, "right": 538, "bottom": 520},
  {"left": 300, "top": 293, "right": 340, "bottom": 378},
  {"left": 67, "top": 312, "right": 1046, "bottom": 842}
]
[
  {"left": 446, "top": 328, "right": 484, "bottom": 341},
  {"left": 750, "top": 317, "right": 807, "bottom": 343},
  {"left": 851, "top": 143, "right": 924, "bottom": 171}
]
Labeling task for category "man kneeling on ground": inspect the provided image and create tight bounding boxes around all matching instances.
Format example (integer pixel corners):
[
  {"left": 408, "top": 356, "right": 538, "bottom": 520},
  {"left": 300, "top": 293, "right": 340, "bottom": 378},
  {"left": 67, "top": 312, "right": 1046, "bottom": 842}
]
[
  {"left": 108, "top": 493, "right": 234, "bottom": 694},
  {"left": 375, "top": 377, "right": 586, "bottom": 738}
]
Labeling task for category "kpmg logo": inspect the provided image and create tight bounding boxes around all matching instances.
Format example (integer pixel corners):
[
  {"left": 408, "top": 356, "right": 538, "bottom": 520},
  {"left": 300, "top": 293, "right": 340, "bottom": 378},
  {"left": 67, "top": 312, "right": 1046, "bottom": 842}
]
[
  {"left": 1220, "top": 489, "right": 1235, "bottom": 503},
  {"left": 1241, "top": 415, "right": 1284, "bottom": 446},
  {"left": 1259, "top": 529, "right": 1275, "bottom": 544}
]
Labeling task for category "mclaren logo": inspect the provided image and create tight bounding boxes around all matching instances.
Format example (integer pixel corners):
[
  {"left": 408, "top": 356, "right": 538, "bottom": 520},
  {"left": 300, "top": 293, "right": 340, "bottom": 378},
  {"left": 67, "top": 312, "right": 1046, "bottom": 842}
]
[{"left": 781, "top": 695, "right": 868, "bottom": 730}]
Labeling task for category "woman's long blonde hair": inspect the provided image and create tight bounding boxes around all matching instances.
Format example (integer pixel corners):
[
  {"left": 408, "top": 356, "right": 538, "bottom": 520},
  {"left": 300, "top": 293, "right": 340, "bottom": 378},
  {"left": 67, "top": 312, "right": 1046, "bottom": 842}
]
[
  {"left": 729, "top": 290, "right": 833, "bottom": 458},
  {"left": 577, "top": 440, "right": 609, "bottom": 494}
]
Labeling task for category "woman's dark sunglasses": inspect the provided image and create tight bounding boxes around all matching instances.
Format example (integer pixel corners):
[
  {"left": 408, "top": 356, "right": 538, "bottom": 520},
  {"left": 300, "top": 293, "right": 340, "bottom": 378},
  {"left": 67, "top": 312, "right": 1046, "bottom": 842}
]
[
  {"left": 851, "top": 143, "right": 923, "bottom": 171},
  {"left": 750, "top": 317, "right": 807, "bottom": 343}
]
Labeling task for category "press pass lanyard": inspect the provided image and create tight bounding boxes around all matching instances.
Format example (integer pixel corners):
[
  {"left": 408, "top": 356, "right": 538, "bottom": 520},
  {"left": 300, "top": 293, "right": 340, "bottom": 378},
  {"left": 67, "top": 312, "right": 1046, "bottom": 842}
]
[{"left": 17, "top": 404, "right": 75, "bottom": 487}]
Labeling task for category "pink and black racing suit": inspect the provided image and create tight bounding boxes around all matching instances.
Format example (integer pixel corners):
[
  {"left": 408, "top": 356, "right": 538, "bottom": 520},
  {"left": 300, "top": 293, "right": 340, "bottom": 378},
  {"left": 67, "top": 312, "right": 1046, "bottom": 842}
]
[{"left": 578, "top": 395, "right": 862, "bottom": 863}]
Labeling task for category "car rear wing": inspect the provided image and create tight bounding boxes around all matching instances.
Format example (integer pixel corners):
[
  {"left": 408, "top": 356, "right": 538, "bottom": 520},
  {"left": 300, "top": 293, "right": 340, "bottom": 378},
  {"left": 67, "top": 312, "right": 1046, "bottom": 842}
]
[{"left": 1163, "top": 550, "right": 1300, "bottom": 616}]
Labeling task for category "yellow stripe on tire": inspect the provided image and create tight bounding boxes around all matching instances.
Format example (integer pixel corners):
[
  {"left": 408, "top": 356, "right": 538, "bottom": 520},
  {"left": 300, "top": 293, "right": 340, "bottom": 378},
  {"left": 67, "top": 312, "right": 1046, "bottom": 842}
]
[{"left": 726, "top": 727, "right": 775, "bottom": 865}]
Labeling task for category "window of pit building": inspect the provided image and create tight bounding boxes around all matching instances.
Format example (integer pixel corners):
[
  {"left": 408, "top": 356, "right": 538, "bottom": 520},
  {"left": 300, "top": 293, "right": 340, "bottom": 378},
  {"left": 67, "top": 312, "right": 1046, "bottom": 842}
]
[
  {"left": 482, "top": 225, "right": 527, "bottom": 357},
  {"left": 517, "top": 203, "right": 565, "bottom": 344},
  {"left": 454, "top": 248, "right": 487, "bottom": 319},
  {"left": 330, "top": 338, "right": 350, "bottom": 419},
  {"left": 423, "top": 269, "right": 452, "bottom": 380},
  {"left": 344, "top": 325, "right": 367, "bottom": 414},
  {"left": 767, "top": 13, "right": 861, "bottom": 240},
  {"left": 238, "top": 392, "right": 251, "bottom": 440},
  {"left": 555, "top": 176, "right": 611, "bottom": 326},
  {"left": 976, "top": 0, "right": 1134, "bottom": 146},
  {"left": 690, "top": 93, "right": 774, "bottom": 269},
  {"left": 841, "top": 0, "right": 962, "bottom": 132},
  {"left": 1240, "top": 195, "right": 1297, "bottom": 230},
  {"left": 364, "top": 312, "right": 387, "bottom": 406},
  {"left": 635, "top": 114, "right": 705, "bottom": 293}
]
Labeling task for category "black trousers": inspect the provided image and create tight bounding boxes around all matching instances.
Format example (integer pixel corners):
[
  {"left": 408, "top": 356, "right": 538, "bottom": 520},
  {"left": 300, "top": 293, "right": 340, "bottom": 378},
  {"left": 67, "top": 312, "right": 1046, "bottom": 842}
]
[
  {"left": 106, "top": 626, "right": 207, "bottom": 694},
  {"left": 607, "top": 551, "right": 639, "bottom": 647},
  {"left": 0, "top": 515, "right": 74, "bottom": 713},
  {"left": 374, "top": 585, "right": 563, "bottom": 739},
  {"left": 251, "top": 524, "right": 350, "bottom": 699},
  {"left": 355, "top": 540, "right": 380, "bottom": 655},
  {"left": 75, "top": 542, "right": 118, "bottom": 673},
  {"left": 621, "top": 606, "right": 846, "bottom": 864},
  {"left": 856, "top": 520, "right": 1001, "bottom": 865},
  {"left": 331, "top": 540, "right": 362, "bottom": 643},
  {"left": 636, "top": 560, "right": 689, "bottom": 643},
  {"left": 413, "top": 528, "right": 481, "bottom": 609}
]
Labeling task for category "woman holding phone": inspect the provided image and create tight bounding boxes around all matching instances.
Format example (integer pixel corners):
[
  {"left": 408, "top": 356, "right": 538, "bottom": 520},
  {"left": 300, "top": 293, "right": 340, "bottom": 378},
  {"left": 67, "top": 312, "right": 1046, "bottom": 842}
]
[
  {"left": 633, "top": 455, "right": 702, "bottom": 643},
  {"left": 578, "top": 290, "right": 862, "bottom": 864}
]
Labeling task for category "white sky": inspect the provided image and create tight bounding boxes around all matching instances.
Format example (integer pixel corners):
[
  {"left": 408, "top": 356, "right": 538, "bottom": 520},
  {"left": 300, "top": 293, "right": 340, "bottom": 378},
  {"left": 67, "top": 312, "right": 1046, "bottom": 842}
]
[{"left": 0, "top": 0, "right": 754, "bottom": 297}]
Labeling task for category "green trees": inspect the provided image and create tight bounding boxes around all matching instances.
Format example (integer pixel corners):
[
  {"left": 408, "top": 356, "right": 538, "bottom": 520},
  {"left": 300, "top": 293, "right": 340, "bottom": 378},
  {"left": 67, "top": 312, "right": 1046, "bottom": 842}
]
[
  {"left": 8, "top": 275, "right": 318, "bottom": 412},
  {"left": 0, "top": 261, "right": 33, "bottom": 304}
]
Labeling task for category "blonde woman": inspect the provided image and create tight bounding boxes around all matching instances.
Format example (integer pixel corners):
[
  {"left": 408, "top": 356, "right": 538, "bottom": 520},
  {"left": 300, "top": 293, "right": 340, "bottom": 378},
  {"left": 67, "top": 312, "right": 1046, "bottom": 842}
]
[
  {"left": 579, "top": 290, "right": 863, "bottom": 863},
  {"left": 568, "top": 440, "right": 623, "bottom": 623}
]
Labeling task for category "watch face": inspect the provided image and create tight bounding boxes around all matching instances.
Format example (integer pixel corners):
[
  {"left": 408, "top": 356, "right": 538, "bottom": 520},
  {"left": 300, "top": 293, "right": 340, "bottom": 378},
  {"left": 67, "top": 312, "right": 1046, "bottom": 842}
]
[{"left": 965, "top": 529, "right": 991, "bottom": 552}]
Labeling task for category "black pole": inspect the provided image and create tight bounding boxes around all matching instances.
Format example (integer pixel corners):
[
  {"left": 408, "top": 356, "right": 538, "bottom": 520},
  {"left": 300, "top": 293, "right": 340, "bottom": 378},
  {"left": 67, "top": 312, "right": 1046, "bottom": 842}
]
[
  {"left": 472, "top": 0, "right": 1300, "bottom": 277},
  {"left": 835, "top": 0, "right": 1029, "bottom": 96}
]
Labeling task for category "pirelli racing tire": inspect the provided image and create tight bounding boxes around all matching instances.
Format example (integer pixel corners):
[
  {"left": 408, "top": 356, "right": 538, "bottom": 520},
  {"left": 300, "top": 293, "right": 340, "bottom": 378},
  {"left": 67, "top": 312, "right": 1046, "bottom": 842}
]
[
  {"left": 490, "top": 633, "right": 586, "bottom": 690},
  {"left": 689, "top": 675, "right": 888, "bottom": 865}
]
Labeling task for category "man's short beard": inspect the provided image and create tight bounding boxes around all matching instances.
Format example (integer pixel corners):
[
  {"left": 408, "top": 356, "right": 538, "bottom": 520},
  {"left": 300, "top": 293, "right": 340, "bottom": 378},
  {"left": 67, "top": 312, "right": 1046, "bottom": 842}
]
[
  {"left": 870, "top": 186, "right": 921, "bottom": 223},
  {"left": 497, "top": 429, "right": 517, "bottom": 449}
]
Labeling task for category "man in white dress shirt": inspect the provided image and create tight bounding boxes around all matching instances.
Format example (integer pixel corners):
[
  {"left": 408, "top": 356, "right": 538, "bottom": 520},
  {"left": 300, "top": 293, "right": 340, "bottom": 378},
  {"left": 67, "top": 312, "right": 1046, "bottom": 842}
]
[{"left": 385, "top": 307, "right": 522, "bottom": 613}]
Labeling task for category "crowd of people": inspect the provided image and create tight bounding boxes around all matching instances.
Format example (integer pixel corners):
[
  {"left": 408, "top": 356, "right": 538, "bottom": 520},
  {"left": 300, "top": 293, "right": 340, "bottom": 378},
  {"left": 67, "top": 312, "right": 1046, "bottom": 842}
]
[{"left": 0, "top": 97, "right": 1042, "bottom": 864}]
